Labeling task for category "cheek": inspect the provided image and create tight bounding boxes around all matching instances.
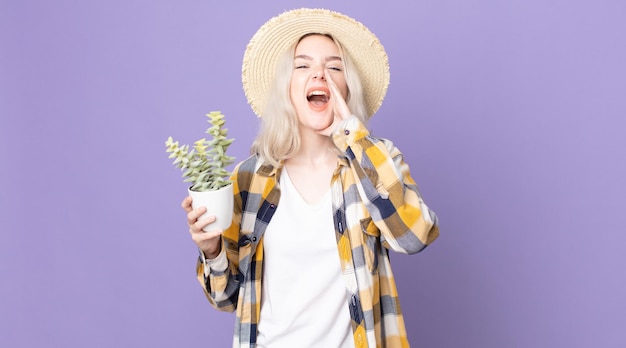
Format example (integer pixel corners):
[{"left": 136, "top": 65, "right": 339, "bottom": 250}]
[
  {"left": 334, "top": 74, "right": 349, "bottom": 99},
  {"left": 340, "top": 85, "right": 349, "bottom": 100},
  {"left": 289, "top": 81, "right": 299, "bottom": 104},
  {"left": 289, "top": 76, "right": 305, "bottom": 101}
]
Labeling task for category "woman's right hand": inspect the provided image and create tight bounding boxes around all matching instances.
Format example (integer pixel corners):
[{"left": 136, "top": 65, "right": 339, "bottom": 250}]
[{"left": 181, "top": 196, "right": 223, "bottom": 259}]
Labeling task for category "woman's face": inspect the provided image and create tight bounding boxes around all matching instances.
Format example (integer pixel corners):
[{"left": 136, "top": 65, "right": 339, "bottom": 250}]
[{"left": 289, "top": 34, "right": 349, "bottom": 132}]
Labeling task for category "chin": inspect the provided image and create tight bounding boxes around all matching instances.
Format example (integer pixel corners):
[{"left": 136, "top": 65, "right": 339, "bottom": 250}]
[
  {"left": 312, "top": 115, "right": 334, "bottom": 128},
  {"left": 297, "top": 110, "right": 332, "bottom": 127}
]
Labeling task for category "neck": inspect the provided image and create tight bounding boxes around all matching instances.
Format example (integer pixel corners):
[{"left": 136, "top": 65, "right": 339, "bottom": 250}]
[{"left": 290, "top": 129, "right": 336, "bottom": 165}]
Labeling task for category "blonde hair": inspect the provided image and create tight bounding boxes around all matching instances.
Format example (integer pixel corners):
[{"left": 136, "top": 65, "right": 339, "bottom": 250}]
[{"left": 250, "top": 34, "right": 369, "bottom": 167}]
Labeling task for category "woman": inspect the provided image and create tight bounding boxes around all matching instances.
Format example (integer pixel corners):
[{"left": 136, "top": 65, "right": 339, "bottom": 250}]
[{"left": 182, "top": 8, "right": 439, "bottom": 348}]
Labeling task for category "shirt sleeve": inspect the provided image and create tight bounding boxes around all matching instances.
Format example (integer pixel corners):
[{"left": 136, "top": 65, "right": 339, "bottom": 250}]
[
  {"left": 198, "top": 247, "right": 229, "bottom": 277},
  {"left": 195, "top": 163, "right": 246, "bottom": 313},
  {"left": 332, "top": 115, "right": 439, "bottom": 254}
]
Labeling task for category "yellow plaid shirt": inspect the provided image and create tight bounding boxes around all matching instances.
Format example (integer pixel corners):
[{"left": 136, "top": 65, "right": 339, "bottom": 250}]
[{"left": 197, "top": 116, "right": 439, "bottom": 347}]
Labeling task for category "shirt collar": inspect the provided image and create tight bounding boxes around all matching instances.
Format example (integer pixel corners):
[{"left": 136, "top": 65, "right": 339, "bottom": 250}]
[{"left": 256, "top": 155, "right": 348, "bottom": 177}]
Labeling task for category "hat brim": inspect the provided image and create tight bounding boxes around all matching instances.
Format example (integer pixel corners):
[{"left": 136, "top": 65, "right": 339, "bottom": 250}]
[{"left": 242, "top": 8, "right": 390, "bottom": 118}]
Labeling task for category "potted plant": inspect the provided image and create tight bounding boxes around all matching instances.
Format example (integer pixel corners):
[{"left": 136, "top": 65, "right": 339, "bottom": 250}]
[{"left": 165, "top": 111, "right": 235, "bottom": 231}]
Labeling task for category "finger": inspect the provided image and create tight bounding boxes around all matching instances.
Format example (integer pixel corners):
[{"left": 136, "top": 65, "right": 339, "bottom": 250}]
[
  {"left": 324, "top": 74, "right": 340, "bottom": 116},
  {"left": 190, "top": 230, "right": 223, "bottom": 254},
  {"left": 326, "top": 73, "right": 343, "bottom": 102},
  {"left": 325, "top": 73, "right": 350, "bottom": 119},
  {"left": 187, "top": 206, "right": 207, "bottom": 226},
  {"left": 192, "top": 215, "right": 217, "bottom": 233},
  {"left": 191, "top": 227, "right": 222, "bottom": 241},
  {"left": 325, "top": 69, "right": 334, "bottom": 83},
  {"left": 181, "top": 196, "right": 193, "bottom": 212},
  {"left": 325, "top": 72, "right": 340, "bottom": 98}
]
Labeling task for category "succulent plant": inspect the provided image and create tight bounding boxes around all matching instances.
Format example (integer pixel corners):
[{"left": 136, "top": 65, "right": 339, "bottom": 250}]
[{"left": 165, "top": 111, "right": 235, "bottom": 192}]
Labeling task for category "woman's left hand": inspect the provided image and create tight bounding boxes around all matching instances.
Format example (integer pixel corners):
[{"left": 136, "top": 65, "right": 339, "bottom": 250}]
[{"left": 317, "top": 72, "right": 351, "bottom": 136}]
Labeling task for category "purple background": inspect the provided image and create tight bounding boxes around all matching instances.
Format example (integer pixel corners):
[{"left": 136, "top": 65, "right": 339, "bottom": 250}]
[{"left": 2, "top": 1, "right": 625, "bottom": 347}]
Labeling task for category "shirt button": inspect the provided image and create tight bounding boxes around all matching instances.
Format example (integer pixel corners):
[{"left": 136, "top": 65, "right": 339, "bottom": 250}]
[
  {"left": 251, "top": 236, "right": 257, "bottom": 242},
  {"left": 344, "top": 129, "right": 350, "bottom": 135}
]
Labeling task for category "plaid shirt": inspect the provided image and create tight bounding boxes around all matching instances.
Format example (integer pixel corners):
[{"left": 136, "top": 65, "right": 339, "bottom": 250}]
[{"left": 197, "top": 116, "right": 439, "bottom": 348}]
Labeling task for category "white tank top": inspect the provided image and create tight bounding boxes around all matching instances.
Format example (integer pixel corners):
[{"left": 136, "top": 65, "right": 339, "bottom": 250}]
[{"left": 256, "top": 169, "right": 354, "bottom": 348}]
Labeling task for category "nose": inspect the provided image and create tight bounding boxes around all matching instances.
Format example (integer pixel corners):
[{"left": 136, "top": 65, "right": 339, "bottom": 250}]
[{"left": 312, "top": 67, "right": 325, "bottom": 80}]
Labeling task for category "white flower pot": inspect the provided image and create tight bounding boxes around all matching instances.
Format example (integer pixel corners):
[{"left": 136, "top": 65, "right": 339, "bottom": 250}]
[{"left": 188, "top": 184, "right": 234, "bottom": 232}]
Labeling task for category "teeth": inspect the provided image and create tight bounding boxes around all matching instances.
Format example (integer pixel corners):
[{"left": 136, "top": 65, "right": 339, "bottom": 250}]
[{"left": 307, "top": 90, "right": 328, "bottom": 97}]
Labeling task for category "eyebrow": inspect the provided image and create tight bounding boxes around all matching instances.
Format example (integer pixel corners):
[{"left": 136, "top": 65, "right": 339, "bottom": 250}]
[{"left": 294, "top": 54, "right": 342, "bottom": 62}]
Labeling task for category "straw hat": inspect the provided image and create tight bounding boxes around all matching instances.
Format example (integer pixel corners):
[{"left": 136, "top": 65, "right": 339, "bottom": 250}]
[{"left": 242, "top": 8, "right": 390, "bottom": 118}]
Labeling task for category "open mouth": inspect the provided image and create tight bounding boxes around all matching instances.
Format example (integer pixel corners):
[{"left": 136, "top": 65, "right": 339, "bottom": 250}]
[{"left": 307, "top": 89, "right": 330, "bottom": 107}]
